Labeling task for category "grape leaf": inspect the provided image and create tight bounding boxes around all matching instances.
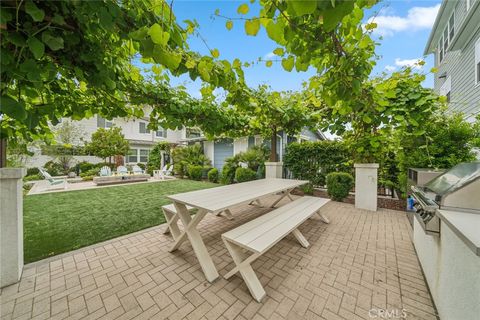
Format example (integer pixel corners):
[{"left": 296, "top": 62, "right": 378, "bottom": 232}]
[
  {"left": 226, "top": 20, "right": 233, "bottom": 30},
  {"left": 237, "top": 4, "right": 249, "bottom": 14},
  {"left": 25, "top": 0, "right": 45, "bottom": 22},
  {"left": 245, "top": 19, "right": 260, "bottom": 36},
  {"left": 27, "top": 37, "right": 44, "bottom": 60}
]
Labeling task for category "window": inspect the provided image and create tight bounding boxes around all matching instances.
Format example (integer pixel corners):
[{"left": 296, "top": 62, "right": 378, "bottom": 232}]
[
  {"left": 139, "top": 149, "right": 149, "bottom": 162},
  {"left": 97, "top": 116, "right": 113, "bottom": 128},
  {"left": 476, "top": 38, "right": 480, "bottom": 84},
  {"left": 139, "top": 122, "right": 150, "bottom": 134},
  {"left": 438, "top": 12, "right": 455, "bottom": 63},
  {"left": 438, "top": 36, "right": 444, "bottom": 63},
  {"left": 127, "top": 149, "right": 138, "bottom": 163},
  {"left": 155, "top": 127, "right": 167, "bottom": 138}
]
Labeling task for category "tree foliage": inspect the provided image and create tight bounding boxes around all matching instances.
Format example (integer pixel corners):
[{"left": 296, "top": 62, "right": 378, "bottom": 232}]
[
  {"left": 0, "top": 0, "right": 246, "bottom": 144},
  {"left": 86, "top": 127, "right": 129, "bottom": 162}
]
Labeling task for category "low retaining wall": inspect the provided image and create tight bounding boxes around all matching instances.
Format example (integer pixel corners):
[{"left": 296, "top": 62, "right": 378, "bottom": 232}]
[{"left": 292, "top": 187, "right": 406, "bottom": 212}]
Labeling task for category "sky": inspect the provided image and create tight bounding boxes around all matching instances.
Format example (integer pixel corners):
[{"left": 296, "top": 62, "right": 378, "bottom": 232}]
[{"left": 160, "top": 0, "right": 442, "bottom": 97}]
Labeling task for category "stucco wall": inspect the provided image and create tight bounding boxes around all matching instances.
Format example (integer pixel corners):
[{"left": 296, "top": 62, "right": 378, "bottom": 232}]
[{"left": 413, "top": 218, "right": 480, "bottom": 320}]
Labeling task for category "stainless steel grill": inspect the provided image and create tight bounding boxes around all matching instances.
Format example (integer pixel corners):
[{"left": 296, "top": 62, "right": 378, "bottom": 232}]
[{"left": 411, "top": 162, "right": 480, "bottom": 235}]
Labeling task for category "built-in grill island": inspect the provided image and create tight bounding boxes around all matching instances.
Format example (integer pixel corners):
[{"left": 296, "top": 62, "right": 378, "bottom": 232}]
[
  {"left": 410, "top": 162, "right": 480, "bottom": 320},
  {"left": 411, "top": 162, "right": 480, "bottom": 235}
]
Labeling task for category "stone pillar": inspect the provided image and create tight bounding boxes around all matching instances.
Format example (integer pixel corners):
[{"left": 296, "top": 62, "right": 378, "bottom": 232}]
[
  {"left": 265, "top": 162, "right": 283, "bottom": 179},
  {"left": 354, "top": 163, "right": 379, "bottom": 212},
  {"left": 1, "top": 168, "right": 25, "bottom": 288}
]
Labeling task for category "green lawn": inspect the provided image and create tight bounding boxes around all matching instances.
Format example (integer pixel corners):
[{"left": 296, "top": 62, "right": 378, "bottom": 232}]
[{"left": 23, "top": 179, "right": 217, "bottom": 263}]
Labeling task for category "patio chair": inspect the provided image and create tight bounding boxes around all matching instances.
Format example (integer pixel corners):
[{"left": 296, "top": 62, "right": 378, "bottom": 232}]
[
  {"left": 132, "top": 165, "right": 144, "bottom": 174},
  {"left": 163, "top": 164, "right": 174, "bottom": 176},
  {"left": 100, "top": 166, "right": 112, "bottom": 177},
  {"left": 38, "top": 167, "right": 67, "bottom": 190},
  {"left": 117, "top": 165, "right": 128, "bottom": 175}
]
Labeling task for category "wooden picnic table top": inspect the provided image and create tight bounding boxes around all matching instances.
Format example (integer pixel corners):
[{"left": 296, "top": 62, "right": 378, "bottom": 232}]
[{"left": 167, "top": 178, "right": 308, "bottom": 213}]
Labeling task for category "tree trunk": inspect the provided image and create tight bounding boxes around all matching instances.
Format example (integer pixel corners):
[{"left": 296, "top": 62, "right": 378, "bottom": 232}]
[
  {"left": 270, "top": 129, "right": 277, "bottom": 162},
  {"left": 0, "top": 138, "right": 6, "bottom": 168}
]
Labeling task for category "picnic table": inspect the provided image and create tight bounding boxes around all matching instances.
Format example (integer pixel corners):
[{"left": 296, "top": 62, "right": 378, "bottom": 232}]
[{"left": 166, "top": 178, "right": 309, "bottom": 282}]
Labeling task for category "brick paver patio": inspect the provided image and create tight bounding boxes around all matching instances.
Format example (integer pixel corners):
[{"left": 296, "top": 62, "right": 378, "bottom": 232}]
[{"left": 0, "top": 197, "right": 438, "bottom": 320}]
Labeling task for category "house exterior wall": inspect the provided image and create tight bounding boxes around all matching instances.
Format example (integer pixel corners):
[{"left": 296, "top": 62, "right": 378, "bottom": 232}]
[{"left": 431, "top": 0, "right": 480, "bottom": 119}]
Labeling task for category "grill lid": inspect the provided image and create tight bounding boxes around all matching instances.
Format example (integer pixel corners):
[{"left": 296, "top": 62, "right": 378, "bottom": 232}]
[{"left": 424, "top": 162, "right": 480, "bottom": 196}]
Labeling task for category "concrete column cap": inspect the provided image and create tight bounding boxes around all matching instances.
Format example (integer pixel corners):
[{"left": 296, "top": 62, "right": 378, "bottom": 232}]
[
  {"left": 0, "top": 168, "right": 26, "bottom": 179},
  {"left": 354, "top": 163, "right": 379, "bottom": 169},
  {"left": 264, "top": 162, "right": 284, "bottom": 166}
]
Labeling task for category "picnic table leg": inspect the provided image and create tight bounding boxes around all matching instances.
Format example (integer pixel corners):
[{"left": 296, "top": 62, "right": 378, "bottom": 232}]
[
  {"left": 292, "top": 229, "right": 310, "bottom": 248},
  {"left": 171, "top": 203, "right": 219, "bottom": 282},
  {"left": 270, "top": 188, "right": 294, "bottom": 208},
  {"left": 249, "top": 199, "right": 264, "bottom": 207},
  {"left": 224, "top": 240, "right": 266, "bottom": 302},
  {"left": 163, "top": 208, "right": 181, "bottom": 239},
  {"left": 317, "top": 211, "right": 330, "bottom": 224}
]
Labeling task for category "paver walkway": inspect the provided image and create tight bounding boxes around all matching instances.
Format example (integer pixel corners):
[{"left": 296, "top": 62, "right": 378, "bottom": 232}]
[{"left": 0, "top": 197, "right": 438, "bottom": 320}]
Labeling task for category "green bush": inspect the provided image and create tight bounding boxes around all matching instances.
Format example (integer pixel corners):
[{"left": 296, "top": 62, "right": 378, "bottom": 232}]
[
  {"left": 208, "top": 168, "right": 219, "bottom": 183},
  {"left": 187, "top": 165, "right": 203, "bottom": 181},
  {"left": 75, "top": 161, "right": 95, "bottom": 174},
  {"left": 172, "top": 145, "right": 211, "bottom": 177},
  {"left": 326, "top": 172, "right": 354, "bottom": 201},
  {"left": 284, "top": 141, "right": 351, "bottom": 187},
  {"left": 80, "top": 168, "right": 100, "bottom": 178},
  {"left": 235, "top": 167, "right": 257, "bottom": 183},
  {"left": 300, "top": 183, "right": 314, "bottom": 195},
  {"left": 26, "top": 167, "right": 40, "bottom": 176},
  {"left": 221, "top": 162, "right": 236, "bottom": 184},
  {"left": 23, "top": 174, "right": 41, "bottom": 182},
  {"left": 81, "top": 175, "right": 94, "bottom": 181},
  {"left": 43, "top": 160, "right": 65, "bottom": 176},
  {"left": 136, "top": 163, "right": 146, "bottom": 170},
  {"left": 146, "top": 142, "right": 170, "bottom": 175}
]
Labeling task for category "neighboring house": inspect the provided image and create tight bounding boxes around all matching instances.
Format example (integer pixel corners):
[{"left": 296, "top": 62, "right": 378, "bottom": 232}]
[
  {"left": 26, "top": 113, "right": 184, "bottom": 168},
  {"left": 193, "top": 129, "right": 326, "bottom": 172},
  {"left": 424, "top": 0, "right": 480, "bottom": 119}
]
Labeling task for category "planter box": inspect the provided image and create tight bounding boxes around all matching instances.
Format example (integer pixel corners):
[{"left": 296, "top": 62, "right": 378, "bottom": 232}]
[{"left": 93, "top": 174, "right": 150, "bottom": 186}]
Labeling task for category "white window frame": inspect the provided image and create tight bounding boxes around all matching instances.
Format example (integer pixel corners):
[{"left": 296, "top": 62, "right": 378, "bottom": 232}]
[
  {"left": 139, "top": 121, "right": 150, "bottom": 134},
  {"left": 139, "top": 149, "right": 150, "bottom": 163},
  {"left": 97, "top": 116, "right": 114, "bottom": 129},
  {"left": 127, "top": 149, "right": 138, "bottom": 163},
  {"left": 475, "top": 38, "right": 480, "bottom": 86},
  {"left": 467, "top": 0, "right": 471, "bottom": 11},
  {"left": 155, "top": 127, "right": 167, "bottom": 138},
  {"left": 438, "top": 11, "right": 455, "bottom": 63}
]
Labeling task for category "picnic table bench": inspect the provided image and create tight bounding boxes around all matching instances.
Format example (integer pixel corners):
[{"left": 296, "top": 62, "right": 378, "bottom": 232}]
[
  {"left": 222, "top": 196, "right": 330, "bottom": 302},
  {"left": 166, "top": 178, "right": 309, "bottom": 282}
]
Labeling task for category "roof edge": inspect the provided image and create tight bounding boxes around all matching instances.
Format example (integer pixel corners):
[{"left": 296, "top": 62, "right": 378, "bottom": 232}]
[{"left": 424, "top": 0, "right": 448, "bottom": 55}]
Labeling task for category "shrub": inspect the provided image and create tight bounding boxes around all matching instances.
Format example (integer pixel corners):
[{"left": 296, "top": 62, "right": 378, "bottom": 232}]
[
  {"left": 26, "top": 167, "right": 40, "bottom": 176},
  {"left": 300, "top": 183, "right": 314, "bottom": 195},
  {"left": 43, "top": 160, "right": 65, "bottom": 176},
  {"left": 80, "top": 168, "right": 100, "bottom": 178},
  {"left": 146, "top": 142, "right": 170, "bottom": 175},
  {"left": 235, "top": 167, "right": 257, "bottom": 183},
  {"left": 326, "top": 172, "right": 354, "bottom": 201},
  {"left": 221, "top": 162, "right": 236, "bottom": 184},
  {"left": 187, "top": 165, "right": 203, "bottom": 181},
  {"left": 81, "top": 175, "right": 94, "bottom": 181},
  {"left": 284, "top": 141, "right": 351, "bottom": 187},
  {"left": 136, "top": 163, "right": 146, "bottom": 170},
  {"left": 23, "top": 174, "right": 41, "bottom": 182},
  {"left": 208, "top": 168, "right": 219, "bottom": 183},
  {"left": 76, "top": 161, "right": 95, "bottom": 174},
  {"left": 172, "top": 144, "right": 211, "bottom": 177}
]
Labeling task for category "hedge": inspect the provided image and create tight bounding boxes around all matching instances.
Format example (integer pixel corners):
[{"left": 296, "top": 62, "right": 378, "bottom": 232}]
[{"left": 284, "top": 140, "right": 351, "bottom": 187}]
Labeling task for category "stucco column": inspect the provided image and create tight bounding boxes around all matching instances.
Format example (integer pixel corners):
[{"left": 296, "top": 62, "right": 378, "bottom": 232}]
[
  {"left": 354, "top": 163, "right": 379, "bottom": 212},
  {"left": 265, "top": 162, "right": 283, "bottom": 179},
  {"left": 0, "top": 168, "right": 25, "bottom": 288}
]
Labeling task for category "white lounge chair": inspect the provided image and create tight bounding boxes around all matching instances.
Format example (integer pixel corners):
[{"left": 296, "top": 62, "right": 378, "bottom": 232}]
[
  {"left": 100, "top": 166, "right": 112, "bottom": 176},
  {"left": 117, "top": 166, "right": 128, "bottom": 175},
  {"left": 38, "top": 167, "right": 67, "bottom": 190},
  {"left": 163, "top": 164, "right": 173, "bottom": 176},
  {"left": 132, "top": 165, "right": 144, "bottom": 174}
]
